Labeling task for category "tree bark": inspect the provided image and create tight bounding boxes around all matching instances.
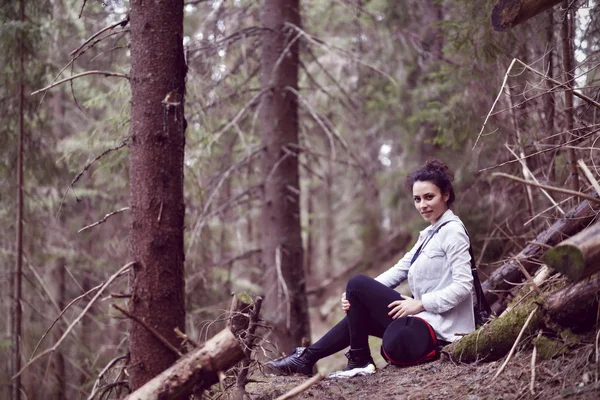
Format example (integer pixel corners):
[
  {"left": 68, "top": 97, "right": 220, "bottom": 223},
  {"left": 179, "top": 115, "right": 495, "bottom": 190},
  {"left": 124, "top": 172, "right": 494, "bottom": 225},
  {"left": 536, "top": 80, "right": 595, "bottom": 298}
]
[
  {"left": 560, "top": 1, "right": 579, "bottom": 193},
  {"left": 260, "top": 0, "right": 311, "bottom": 351},
  {"left": 543, "top": 221, "right": 600, "bottom": 281},
  {"left": 12, "top": 0, "right": 25, "bottom": 398},
  {"left": 128, "top": 0, "right": 187, "bottom": 390},
  {"left": 482, "top": 198, "right": 599, "bottom": 308},
  {"left": 491, "top": 0, "right": 563, "bottom": 31}
]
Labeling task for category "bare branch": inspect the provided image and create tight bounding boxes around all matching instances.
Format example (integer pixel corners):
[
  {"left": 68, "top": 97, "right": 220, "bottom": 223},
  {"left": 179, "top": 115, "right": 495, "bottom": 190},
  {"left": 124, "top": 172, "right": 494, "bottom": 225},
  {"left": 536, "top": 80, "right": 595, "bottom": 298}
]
[
  {"left": 479, "top": 127, "right": 600, "bottom": 172},
  {"left": 14, "top": 262, "right": 134, "bottom": 379},
  {"left": 112, "top": 305, "right": 183, "bottom": 357},
  {"left": 492, "top": 172, "right": 600, "bottom": 205},
  {"left": 78, "top": 0, "right": 88, "bottom": 18},
  {"left": 274, "top": 374, "right": 324, "bottom": 400},
  {"left": 30, "top": 281, "right": 104, "bottom": 360},
  {"left": 78, "top": 207, "right": 130, "bottom": 233},
  {"left": 32, "top": 71, "right": 128, "bottom": 95},
  {"left": 71, "top": 17, "right": 130, "bottom": 56}
]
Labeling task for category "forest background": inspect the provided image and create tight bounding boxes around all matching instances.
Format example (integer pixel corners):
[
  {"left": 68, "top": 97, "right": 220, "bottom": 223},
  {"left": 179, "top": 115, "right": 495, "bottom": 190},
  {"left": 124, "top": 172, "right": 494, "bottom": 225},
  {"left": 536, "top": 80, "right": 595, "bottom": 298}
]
[{"left": 1, "top": 0, "right": 599, "bottom": 398}]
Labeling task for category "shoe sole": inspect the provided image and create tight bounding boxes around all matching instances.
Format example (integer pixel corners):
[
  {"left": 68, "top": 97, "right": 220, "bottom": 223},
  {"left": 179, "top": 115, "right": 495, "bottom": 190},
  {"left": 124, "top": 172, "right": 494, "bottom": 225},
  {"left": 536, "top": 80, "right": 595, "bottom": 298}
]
[{"left": 327, "top": 363, "right": 376, "bottom": 379}]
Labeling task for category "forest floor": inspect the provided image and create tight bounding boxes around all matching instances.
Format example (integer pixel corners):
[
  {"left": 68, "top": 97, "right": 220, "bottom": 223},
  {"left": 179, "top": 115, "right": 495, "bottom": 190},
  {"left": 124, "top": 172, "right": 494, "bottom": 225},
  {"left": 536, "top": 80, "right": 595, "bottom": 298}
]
[{"left": 230, "top": 339, "right": 600, "bottom": 400}]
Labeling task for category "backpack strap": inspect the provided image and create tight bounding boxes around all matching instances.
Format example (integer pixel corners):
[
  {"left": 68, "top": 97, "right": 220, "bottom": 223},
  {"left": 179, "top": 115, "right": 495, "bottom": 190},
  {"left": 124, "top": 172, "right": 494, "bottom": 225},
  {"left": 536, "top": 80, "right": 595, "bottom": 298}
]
[{"left": 410, "top": 221, "right": 452, "bottom": 266}]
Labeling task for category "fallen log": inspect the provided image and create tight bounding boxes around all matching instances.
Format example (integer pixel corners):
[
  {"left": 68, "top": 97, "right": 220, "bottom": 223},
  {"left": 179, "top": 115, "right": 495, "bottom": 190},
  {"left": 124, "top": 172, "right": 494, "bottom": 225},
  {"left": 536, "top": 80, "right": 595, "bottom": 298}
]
[
  {"left": 449, "top": 300, "right": 543, "bottom": 363},
  {"left": 126, "top": 328, "right": 245, "bottom": 400},
  {"left": 126, "top": 294, "right": 254, "bottom": 400},
  {"left": 482, "top": 198, "right": 599, "bottom": 309},
  {"left": 491, "top": 0, "right": 563, "bottom": 31},
  {"left": 450, "top": 272, "right": 600, "bottom": 362},
  {"left": 543, "top": 221, "right": 600, "bottom": 281},
  {"left": 543, "top": 273, "right": 600, "bottom": 332}
]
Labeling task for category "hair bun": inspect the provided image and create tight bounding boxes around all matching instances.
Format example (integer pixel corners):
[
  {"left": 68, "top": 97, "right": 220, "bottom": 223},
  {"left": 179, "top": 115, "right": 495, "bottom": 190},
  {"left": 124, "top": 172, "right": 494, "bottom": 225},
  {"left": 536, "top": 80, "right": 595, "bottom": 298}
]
[{"left": 424, "top": 159, "right": 454, "bottom": 182}]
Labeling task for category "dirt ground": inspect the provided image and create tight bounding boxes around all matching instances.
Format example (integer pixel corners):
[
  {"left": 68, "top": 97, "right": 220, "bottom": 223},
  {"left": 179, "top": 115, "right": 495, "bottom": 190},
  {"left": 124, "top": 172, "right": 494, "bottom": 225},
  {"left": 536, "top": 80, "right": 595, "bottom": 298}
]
[{"left": 233, "top": 343, "right": 600, "bottom": 400}]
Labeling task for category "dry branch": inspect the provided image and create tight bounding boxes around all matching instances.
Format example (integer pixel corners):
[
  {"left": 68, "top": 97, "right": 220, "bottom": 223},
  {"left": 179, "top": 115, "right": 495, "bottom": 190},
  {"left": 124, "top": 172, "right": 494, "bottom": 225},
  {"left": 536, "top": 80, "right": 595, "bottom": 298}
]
[
  {"left": 235, "top": 296, "right": 263, "bottom": 400},
  {"left": 492, "top": 173, "right": 600, "bottom": 205},
  {"left": 78, "top": 207, "right": 130, "bottom": 233},
  {"left": 113, "top": 305, "right": 183, "bottom": 357},
  {"left": 71, "top": 16, "right": 129, "bottom": 56},
  {"left": 482, "top": 197, "right": 599, "bottom": 309},
  {"left": 31, "top": 71, "right": 129, "bottom": 95},
  {"left": 274, "top": 374, "right": 324, "bottom": 400},
  {"left": 14, "top": 262, "right": 134, "bottom": 378}
]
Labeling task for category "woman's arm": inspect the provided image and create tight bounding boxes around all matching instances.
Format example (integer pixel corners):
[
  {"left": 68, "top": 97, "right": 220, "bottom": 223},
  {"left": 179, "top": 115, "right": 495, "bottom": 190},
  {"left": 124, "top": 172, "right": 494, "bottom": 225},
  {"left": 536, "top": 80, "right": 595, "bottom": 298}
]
[
  {"left": 420, "top": 227, "right": 473, "bottom": 314},
  {"left": 374, "top": 239, "right": 420, "bottom": 288}
]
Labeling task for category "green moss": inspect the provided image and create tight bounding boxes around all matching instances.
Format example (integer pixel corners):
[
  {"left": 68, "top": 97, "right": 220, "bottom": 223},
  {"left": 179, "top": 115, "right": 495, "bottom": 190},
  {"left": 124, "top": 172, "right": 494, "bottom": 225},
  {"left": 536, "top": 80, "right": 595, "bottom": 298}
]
[
  {"left": 452, "top": 302, "right": 543, "bottom": 362},
  {"left": 543, "top": 245, "right": 584, "bottom": 280},
  {"left": 533, "top": 336, "right": 567, "bottom": 360},
  {"left": 559, "top": 329, "right": 588, "bottom": 346},
  {"left": 235, "top": 292, "right": 254, "bottom": 306}
]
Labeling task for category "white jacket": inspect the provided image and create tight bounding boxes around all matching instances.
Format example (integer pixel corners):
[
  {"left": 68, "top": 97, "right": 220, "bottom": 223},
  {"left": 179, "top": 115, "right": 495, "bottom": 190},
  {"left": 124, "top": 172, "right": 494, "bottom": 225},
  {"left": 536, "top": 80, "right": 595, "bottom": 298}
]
[{"left": 375, "top": 209, "right": 475, "bottom": 342}]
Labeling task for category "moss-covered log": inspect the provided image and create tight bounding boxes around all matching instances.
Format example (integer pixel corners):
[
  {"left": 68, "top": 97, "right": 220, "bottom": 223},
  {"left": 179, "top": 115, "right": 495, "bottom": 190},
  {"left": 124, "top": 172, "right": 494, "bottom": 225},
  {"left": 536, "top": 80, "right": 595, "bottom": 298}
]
[
  {"left": 449, "top": 302, "right": 543, "bottom": 362},
  {"left": 491, "top": 0, "right": 563, "bottom": 31},
  {"left": 543, "top": 222, "right": 600, "bottom": 281},
  {"left": 482, "top": 198, "right": 599, "bottom": 309},
  {"left": 544, "top": 273, "right": 600, "bottom": 332}
]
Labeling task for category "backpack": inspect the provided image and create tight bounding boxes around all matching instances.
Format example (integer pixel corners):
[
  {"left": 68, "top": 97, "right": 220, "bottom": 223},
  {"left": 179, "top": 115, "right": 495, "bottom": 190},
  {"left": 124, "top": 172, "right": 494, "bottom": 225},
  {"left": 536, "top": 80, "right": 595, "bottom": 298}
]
[{"left": 410, "top": 220, "right": 492, "bottom": 327}]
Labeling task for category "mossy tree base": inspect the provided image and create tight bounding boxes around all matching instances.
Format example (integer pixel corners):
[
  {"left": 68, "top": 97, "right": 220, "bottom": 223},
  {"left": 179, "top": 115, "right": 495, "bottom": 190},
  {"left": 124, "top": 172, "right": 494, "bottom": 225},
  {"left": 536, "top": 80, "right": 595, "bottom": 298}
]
[{"left": 448, "top": 302, "right": 543, "bottom": 363}]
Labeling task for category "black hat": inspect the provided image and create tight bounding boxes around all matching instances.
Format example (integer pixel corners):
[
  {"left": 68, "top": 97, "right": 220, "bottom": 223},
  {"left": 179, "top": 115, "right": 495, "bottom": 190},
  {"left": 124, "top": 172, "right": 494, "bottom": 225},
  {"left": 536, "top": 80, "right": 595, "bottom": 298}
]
[{"left": 381, "top": 317, "right": 438, "bottom": 366}]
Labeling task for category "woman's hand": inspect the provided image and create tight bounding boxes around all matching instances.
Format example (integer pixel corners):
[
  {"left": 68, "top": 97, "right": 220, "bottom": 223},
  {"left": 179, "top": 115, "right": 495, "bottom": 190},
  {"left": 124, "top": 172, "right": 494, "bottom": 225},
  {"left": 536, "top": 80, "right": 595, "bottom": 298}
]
[
  {"left": 341, "top": 292, "right": 350, "bottom": 312},
  {"left": 387, "top": 296, "right": 424, "bottom": 319}
]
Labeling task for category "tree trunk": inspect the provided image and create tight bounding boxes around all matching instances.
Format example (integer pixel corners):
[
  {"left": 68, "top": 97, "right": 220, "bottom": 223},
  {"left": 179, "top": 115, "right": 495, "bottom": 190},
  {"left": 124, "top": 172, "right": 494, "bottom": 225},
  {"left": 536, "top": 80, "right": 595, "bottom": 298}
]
[
  {"left": 543, "top": 221, "right": 600, "bottom": 281},
  {"left": 259, "top": 0, "right": 311, "bottom": 351},
  {"left": 560, "top": 1, "right": 579, "bottom": 193},
  {"left": 482, "top": 198, "right": 599, "bottom": 308},
  {"left": 51, "top": 259, "right": 67, "bottom": 399},
  {"left": 128, "top": 0, "right": 187, "bottom": 390},
  {"left": 545, "top": 10, "right": 557, "bottom": 182},
  {"left": 12, "top": 0, "right": 25, "bottom": 398},
  {"left": 491, "top": 0, "right": 563, "bottom": 31}
]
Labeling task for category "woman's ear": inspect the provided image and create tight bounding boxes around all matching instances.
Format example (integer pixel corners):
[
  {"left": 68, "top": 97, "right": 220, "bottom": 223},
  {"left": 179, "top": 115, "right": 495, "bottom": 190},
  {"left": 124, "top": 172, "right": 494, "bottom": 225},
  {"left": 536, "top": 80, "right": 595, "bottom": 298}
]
[{"left": 443, "top": 192, "right": 450, "bottom": 203}]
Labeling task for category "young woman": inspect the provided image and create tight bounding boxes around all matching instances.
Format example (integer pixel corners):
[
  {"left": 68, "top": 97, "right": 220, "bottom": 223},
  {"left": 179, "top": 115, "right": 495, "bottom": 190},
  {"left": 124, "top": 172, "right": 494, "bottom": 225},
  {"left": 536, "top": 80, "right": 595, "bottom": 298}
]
[{"left": 266, "top": 159, "right": 475, "bottom": 378}]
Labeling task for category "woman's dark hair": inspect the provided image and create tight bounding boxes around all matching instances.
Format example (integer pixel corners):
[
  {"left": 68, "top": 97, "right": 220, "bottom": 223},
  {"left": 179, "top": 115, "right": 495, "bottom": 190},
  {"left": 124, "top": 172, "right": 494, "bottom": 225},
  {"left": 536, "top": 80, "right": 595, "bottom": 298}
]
[{"left": 406, "top": 159, "right": 455, "bottom": 207}]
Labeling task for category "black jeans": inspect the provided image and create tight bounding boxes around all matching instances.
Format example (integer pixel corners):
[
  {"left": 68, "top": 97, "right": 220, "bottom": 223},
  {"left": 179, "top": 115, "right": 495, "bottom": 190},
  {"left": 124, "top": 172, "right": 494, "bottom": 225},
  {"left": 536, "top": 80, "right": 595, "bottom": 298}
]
[{"left": 307, "top": 274, "right": 404, "bottom": 359}]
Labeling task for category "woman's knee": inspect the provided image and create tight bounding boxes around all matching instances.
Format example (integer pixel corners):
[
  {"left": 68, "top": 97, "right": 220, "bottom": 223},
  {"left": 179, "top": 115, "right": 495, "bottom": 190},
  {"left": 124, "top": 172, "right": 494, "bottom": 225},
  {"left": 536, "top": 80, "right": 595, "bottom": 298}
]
[{"left": 346, "top": 274, "right": 372, "bottom": 292}]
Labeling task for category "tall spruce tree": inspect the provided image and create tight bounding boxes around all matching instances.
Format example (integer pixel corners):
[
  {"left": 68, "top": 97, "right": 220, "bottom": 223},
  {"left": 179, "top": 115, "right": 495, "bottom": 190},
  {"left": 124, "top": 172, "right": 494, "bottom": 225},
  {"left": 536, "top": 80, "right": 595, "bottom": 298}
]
[
  {"left": 260, "top": 0, "right": 311, "bottom": 351},
  {"left": 128, "top": 0, "right": 187, "bottom": 389}
]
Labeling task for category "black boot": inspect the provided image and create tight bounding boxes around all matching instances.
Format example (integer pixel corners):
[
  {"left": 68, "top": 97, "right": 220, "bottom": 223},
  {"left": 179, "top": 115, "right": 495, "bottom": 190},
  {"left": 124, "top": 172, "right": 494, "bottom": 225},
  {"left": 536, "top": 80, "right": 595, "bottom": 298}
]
[
  {"left": 328, "top": 348, "right": 376, "bottom": 378},
  {"left": 266, "top": 347, "right": 316, "bottom": 376}
]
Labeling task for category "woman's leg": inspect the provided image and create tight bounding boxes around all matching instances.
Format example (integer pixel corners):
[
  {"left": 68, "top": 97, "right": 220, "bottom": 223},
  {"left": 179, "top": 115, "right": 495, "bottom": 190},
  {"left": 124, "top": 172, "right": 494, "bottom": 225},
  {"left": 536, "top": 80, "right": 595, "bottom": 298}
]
[
  {"left": 267, "top": 274, "right": 402, "bottom": 375},
  {"left": 344, "top": 274, "right": 402, "bottom": 350},
  {"left": 308, "top": 274, "right": 402, "bottom": 359}
]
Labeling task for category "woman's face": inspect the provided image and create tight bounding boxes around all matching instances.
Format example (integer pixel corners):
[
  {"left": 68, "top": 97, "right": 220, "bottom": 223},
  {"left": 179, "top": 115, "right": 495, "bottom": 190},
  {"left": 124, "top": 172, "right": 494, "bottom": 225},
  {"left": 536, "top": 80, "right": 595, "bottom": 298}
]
[{"left": 412, "top": 180, "right": 449, "bottom": 225}]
